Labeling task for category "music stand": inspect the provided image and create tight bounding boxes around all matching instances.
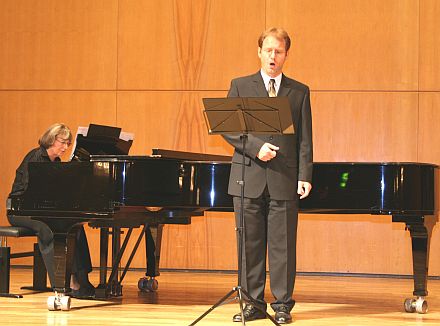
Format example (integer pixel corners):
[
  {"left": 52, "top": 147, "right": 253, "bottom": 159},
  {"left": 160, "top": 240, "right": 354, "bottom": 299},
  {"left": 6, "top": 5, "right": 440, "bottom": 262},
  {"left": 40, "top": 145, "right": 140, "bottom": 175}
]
[
  {"left": 190, "top": 97, "right": 294, "bottom": 326},
  {"left": 70, "top": 123, "right": 134, "bottom": 161}
]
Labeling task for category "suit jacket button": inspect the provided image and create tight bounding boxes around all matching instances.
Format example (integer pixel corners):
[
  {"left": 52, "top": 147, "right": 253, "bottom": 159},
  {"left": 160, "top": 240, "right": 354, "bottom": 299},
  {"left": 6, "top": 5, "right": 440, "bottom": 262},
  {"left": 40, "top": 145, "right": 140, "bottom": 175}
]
[{"left": 269, "top": 136, "right": 273, "bottom": 140}]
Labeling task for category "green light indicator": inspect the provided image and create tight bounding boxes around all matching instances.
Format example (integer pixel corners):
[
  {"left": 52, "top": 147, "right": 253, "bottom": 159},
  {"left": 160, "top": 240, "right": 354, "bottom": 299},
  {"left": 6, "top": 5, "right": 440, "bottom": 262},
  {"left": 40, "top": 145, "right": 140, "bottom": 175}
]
[{"left": 339, "top": 172, "right": 349, "bottom": 188}]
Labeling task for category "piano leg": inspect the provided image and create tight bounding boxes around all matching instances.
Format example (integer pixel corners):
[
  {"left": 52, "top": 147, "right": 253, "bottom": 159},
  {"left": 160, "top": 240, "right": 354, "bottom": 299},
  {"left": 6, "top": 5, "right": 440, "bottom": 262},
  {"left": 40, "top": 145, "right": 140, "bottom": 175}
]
[
  {"left": 52, "top": 231, "right": 76, "bottom": 293},
  {"left": 104, "top": 226, "right": 138, "bottom": 298},
  {"left": 393, "top": 215, "right": 436, "bottom": 314},
  {"left": 138, "top": 224, "right": 163, "bottom": 292},
  {"left": 105, "top": 227, "right": 124, "bottom": 297},
  {"left": 95, "top": 227, "right": 110, "bottom": 299},
  {"left": 35, "top": 218, "right": 84, "bottom": 311},
  {"left": 95, "top": 225, "right": 147, "bottom": 299}
]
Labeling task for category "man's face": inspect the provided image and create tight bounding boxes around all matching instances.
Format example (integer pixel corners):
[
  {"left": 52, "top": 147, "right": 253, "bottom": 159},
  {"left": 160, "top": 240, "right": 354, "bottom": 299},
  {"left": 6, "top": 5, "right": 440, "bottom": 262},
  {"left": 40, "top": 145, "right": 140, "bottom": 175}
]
[{"left": 258, "top": 35, "right": 288, "bottom": 77}]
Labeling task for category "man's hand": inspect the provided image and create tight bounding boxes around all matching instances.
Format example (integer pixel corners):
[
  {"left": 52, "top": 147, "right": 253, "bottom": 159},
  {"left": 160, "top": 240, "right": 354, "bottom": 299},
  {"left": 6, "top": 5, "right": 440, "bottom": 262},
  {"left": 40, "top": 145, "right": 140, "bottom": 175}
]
[
  {"left": 297, "top": 181, "right": 312, "bottom": 199},
  {"left": 257, "top": 143, "right": 279, "bottom": 162}
]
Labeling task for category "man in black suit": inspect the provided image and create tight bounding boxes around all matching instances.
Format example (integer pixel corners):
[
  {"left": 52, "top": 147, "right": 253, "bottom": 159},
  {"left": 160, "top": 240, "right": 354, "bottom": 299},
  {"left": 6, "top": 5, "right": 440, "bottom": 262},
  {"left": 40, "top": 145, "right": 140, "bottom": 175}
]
[{"left": 223, "top": 27, "right": 313, "bottom": 324}]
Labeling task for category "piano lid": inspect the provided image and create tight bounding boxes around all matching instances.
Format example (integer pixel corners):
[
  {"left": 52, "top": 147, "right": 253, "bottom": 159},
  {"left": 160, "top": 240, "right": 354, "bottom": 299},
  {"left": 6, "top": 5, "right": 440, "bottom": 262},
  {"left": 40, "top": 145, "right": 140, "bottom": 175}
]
[
  {"left": 151, "top": 148, "right": 231, "bottom": 162},
  {"left": 90, "top": 149, "right": 232, "bottom": 163}
]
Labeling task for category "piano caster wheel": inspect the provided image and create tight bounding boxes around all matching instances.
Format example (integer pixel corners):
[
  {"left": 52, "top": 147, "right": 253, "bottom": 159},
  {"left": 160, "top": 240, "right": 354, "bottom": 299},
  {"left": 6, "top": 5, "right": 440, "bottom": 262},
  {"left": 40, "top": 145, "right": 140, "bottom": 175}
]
[
  {"left": 47, "top": 294, "right": 71, "bottom": 311},
  {"left": 404, "top": 297, "right": 428, "bottom": 314},
  {"left": 138, "top": 277, "right": 158, "bottom": 292},
  {"left": 60, "top": 295, "right": 71, "bottom": 311},
  {"left": 47, "top": 296, "right": 59, "bottom": 311}
]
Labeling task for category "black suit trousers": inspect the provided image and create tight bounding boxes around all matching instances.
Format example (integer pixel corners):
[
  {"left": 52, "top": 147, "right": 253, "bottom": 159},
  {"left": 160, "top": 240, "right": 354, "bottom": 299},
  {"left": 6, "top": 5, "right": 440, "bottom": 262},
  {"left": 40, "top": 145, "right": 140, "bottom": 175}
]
[{"left": 233, "top": 187, "right": 298, "bottom": 311}]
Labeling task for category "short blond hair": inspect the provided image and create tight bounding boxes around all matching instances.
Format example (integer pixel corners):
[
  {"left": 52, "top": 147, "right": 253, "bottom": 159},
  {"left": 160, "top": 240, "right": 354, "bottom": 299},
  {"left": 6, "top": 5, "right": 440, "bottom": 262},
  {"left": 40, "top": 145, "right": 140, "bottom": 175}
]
[
  {"left": 258, "top": 27, "right": 291, "bottom": 52},
  {"left": 38, "top": 123, "right": 72, "bottom": 149}
]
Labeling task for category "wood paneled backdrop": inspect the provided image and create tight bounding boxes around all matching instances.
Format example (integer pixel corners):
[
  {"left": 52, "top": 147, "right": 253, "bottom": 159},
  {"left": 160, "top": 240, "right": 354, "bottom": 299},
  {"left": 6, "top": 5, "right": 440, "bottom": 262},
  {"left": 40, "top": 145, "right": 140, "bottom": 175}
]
[{"left": 1, "top": 0, "right": 439, "bottom": 276}]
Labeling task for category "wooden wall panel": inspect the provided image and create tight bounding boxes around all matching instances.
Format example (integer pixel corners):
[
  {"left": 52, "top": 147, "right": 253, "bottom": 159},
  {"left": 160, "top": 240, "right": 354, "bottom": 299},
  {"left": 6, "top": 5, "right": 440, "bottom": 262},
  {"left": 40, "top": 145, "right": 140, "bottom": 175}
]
[
  {"left": 266, "top": 0, "right": 419, "bottom": 91},
  {"left": 311, "top": 92, "right": 418, "bottom": 162},
  {"left": 195, "top": 0, "right": 265, "bottom": 90},
  {"left": 0, "top": 91, "right": 117, "bottom": 262},
  {"left": 1, "top": 0, "right": 439, "bottom": 277},
  {"left": 297, "top": 214, "right": 415, "bottom": 274},
  {"left": 117, "top": 0, "right": 181, "bottom": 90},
  {"left": 420, "top": 0, "right": 440, "bottom": 91},
  {"left": 418, "top": 92, "right": 440, "bottom": 165},
  {"left": 117, "top": 0, "right": 265, "bottom": 90},
  {"left": 160, "top": 212, "right": 236, "bottom": 270},
  {"left": 116, "top": 90, "right": 234, "bottom": 269},
  {"left": 117, "top": 91, "right": 230, "bottom": 155},
  {"left": 0, "top": 0, "right": 118, "bottom": 89},
  {"left": 203, "top": 211, "right": 236, "bottom": 270}
]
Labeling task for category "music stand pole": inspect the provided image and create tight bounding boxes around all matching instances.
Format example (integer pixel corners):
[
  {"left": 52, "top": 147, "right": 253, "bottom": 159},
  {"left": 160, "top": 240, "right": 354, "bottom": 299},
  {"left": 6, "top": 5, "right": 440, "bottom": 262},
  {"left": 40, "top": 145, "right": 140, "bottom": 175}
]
[{"left": 236, "top": 132, "right": 247, "bottom": 323}]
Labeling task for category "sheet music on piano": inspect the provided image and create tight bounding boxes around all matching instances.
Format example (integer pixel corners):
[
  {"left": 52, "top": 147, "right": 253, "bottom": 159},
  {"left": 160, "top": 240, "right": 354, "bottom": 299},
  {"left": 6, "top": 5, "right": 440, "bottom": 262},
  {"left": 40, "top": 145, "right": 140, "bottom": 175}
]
[{"left": 70, "top": 124, "right": 134, "bottom": 161}]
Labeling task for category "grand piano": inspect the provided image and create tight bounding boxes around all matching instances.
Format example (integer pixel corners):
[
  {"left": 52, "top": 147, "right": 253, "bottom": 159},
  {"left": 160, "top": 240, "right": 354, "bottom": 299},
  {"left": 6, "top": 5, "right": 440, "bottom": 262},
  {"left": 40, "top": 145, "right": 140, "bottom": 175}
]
[{"left": 6, "top": 150, "right": 438, "bottom": 314}]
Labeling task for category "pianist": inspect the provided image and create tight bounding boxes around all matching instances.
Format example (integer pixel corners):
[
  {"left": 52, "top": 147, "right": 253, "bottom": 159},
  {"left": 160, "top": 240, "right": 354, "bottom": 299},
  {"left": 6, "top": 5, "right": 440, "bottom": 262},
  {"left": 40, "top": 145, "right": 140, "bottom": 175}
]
[{"left": 7, "top": 123, "right": 95, "bottom": 298}]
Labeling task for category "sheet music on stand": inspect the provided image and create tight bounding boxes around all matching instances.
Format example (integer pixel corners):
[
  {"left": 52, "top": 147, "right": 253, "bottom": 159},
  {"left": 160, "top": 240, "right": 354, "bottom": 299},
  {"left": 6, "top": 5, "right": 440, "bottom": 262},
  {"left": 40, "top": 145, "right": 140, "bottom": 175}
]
[{"left": 70, "top": 124, "right": 134, "bottom": 161}]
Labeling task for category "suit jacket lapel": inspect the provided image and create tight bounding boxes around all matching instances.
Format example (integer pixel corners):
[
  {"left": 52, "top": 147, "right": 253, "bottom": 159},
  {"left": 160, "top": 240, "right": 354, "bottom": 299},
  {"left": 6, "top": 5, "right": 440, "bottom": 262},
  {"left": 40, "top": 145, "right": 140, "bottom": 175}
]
[
  {"left": 251, "top": 72, "right": 268, "bottom": 97},
  {"left": 278, "top": 74, "right": 293, "bottom": 97}
]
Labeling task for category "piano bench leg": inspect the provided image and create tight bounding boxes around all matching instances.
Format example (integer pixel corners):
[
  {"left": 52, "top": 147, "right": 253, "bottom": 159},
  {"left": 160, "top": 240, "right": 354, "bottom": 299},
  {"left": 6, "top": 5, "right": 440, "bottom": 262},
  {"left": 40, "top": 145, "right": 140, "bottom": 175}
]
[
  {"left": 0, "top": 241, "right": 49, "bottom": 297},
  {"left": 0, "top": 246, "right": 13, "bottom": 297}
]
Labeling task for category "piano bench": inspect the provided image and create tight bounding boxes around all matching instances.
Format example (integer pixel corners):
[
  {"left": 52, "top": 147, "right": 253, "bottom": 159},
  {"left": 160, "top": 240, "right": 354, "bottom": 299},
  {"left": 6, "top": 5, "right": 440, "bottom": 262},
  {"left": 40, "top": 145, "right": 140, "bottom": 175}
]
[{"left": 0, "top": 226, "right": 48, "bottom": 298}]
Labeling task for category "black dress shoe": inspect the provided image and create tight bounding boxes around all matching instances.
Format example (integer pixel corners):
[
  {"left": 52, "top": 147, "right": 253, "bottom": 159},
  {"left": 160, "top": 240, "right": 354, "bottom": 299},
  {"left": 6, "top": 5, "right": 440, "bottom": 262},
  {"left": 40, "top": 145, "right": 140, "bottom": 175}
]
[
  {"left": 233, "top": 304, "right": 266, "bottom": 322},
  {"left": 274, "top": 306, "right": 292, "bottom": 324},
  {"left": 72, "top": 270, "right": 95, "bottom": 299},
  {"left": 71, "top": 285, "right": 95, "bottom": 299}
]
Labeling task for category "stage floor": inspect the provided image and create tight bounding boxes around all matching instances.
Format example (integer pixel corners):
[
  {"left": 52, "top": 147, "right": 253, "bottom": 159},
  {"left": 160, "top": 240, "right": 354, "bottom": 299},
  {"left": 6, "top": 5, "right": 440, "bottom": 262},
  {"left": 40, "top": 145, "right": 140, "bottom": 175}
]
[{"left": 2, "top": 267, "right": 440, "bottom": 325}]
